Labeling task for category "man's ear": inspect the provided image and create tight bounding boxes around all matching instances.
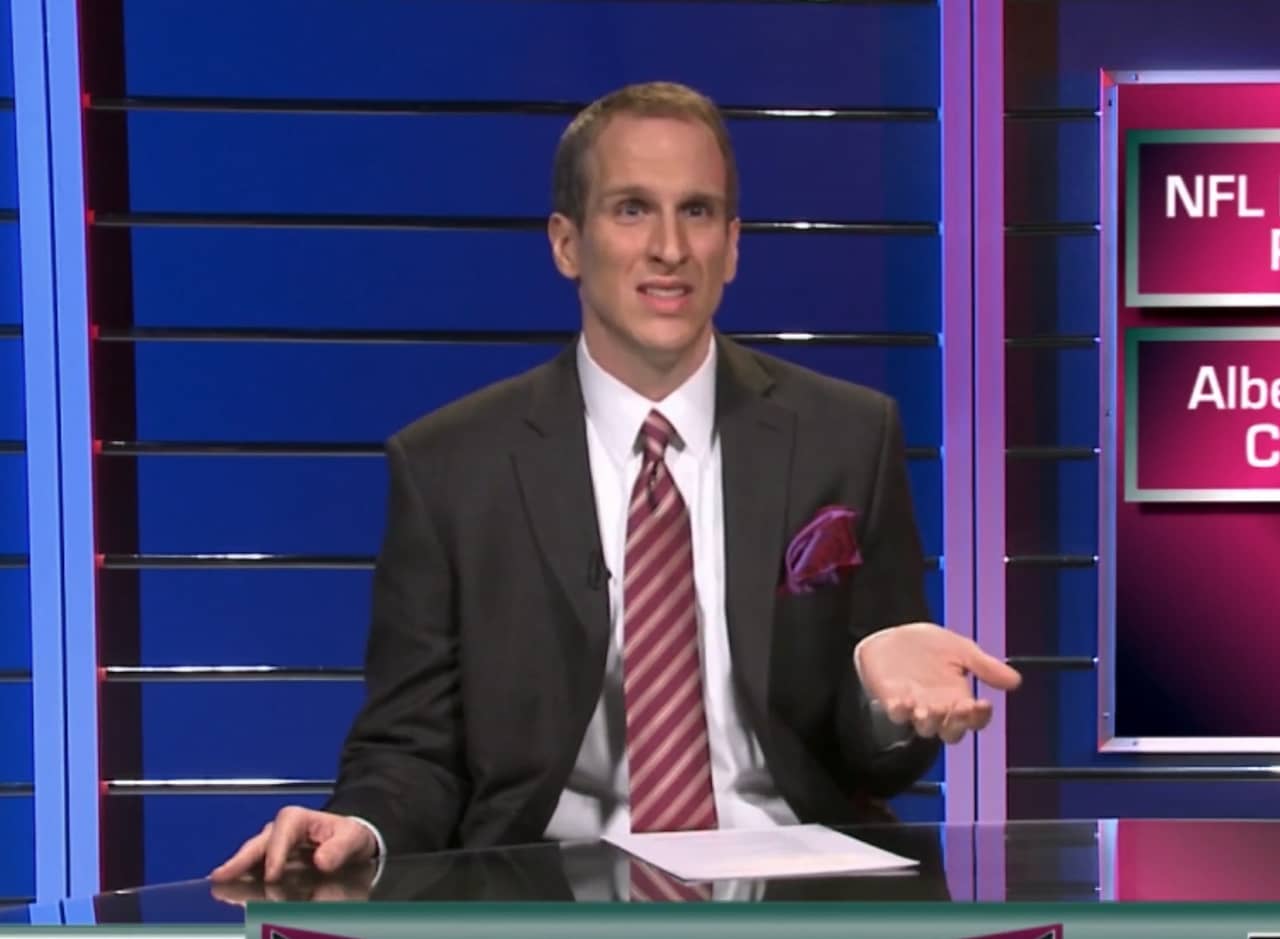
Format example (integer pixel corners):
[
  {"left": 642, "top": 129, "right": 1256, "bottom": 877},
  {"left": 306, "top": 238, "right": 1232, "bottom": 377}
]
[
  {"left": 547, "top": 212, "right": 581, "bottom": 281},
  {"left": 723, "top": 216, "right": 741, "bottom": 285}
]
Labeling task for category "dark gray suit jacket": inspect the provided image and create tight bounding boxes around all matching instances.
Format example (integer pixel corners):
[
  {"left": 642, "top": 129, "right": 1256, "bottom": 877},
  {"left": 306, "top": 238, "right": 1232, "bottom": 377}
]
[{"left": 325, "top": 335, "right": 939, "bottom": 854}]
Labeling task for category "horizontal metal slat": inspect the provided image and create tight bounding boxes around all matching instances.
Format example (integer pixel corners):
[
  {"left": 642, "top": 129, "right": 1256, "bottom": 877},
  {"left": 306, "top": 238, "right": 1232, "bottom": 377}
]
[
  {"left": 93, "top": 212, "right": 939, "bottom": 235},
  {"left": 100, "top": 440, "right": 943, "bottom": 459},
  {"left": 1007, "top": 446, "right": 1099, "bottom": 460},
  {"left": 1005, "top": 656, "right": 1096, "bottom": 671},
  {"left": 102, "top": 553, "right": 943, "bottom": 570},
  {"left": 1005, "top": 222, "right": 1099, "bottom": 236},
  {"left": 1005, "top": 107, "right": 1098, "bottom": 122},
  {"left": 90, "top": 96, "right": 938, "bottom": 122},
  {"left": 1009, "top": 766, "right": 1280, "bottom": 781},
  {"left": 1005, "top": 554, "right": 1097, "bottom": 568},
  {"left": 102, "top": 666, "right": 361, "bottom": 682},
  {"left": 95, "top": 327, "right": 940, "bottom": 347}
]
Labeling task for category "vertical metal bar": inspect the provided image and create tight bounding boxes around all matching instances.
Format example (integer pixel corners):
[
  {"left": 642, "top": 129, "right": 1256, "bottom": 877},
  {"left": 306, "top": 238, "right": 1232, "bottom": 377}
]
[
  {"left": 45, "top": 0, "right": 100, "bottom": 896},
  {"left": 973, "top": 0, "right": 1008, "bottom": 826},
  {"left": 12, "top": 0, "right": 68, "bottom": 903},
  {"left": 940, "top": 0, "right": 977, "bottom": 826}
]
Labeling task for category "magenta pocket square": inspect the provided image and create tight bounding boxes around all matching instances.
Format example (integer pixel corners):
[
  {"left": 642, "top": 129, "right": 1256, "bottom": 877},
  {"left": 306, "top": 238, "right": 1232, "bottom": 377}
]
[{"left": 779, "top": 505, "right": 863, "bottom": 596}]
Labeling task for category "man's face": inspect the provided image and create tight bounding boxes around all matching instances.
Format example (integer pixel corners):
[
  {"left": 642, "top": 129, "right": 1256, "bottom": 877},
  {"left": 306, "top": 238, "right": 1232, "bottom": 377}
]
[{"left": 549, "top": 114, "right": 740, "bottom": 379}]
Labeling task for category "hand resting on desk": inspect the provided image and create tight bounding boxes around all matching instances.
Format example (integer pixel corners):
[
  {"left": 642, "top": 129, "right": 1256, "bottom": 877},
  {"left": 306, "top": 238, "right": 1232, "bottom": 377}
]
[{"left": 209, "top": 806, "right": 377, "bottom": 883}]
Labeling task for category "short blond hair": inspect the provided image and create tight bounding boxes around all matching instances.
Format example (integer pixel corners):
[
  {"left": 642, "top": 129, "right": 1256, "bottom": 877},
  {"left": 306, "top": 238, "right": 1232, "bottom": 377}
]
[{"left": 551, "top": 81, "right": 739, "bottom": 227}]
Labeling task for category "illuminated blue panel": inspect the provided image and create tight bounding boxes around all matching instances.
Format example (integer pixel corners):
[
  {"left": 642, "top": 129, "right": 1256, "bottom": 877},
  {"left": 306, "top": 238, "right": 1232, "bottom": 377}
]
[
  {"left": 0, "top": 224, "right": 19, "bottom": 325},
  {"left": 104, "top": 682, "right": 363, "bottom": 780},
  {"left": 0, "top": 0, "right": 30, "bottom": 901},
  {"left": 132, "top": 457, "right": 386, "bottom": 555},
  {"left": 1006, "top": 234, "right": 1099, "bottom": 336},
  {"left": 0, "top": 569, "right": 30, "bottom": 671},
  {"left": 0, "top": 1, "right": 12, "bottom": 98},
  {"left": 0, "top": 339, "right": 22, "bottom": 438},
  {"left": 121, "top": 0, "right": 939, "bottom": 108},
  {"left": 1004, "top": 119, "right": 1097, "bottom": 226},
  {"left": 1022, "top": 780, "right": 1280, "bottom": 820},
  {"left": 0, "top": 453, "right": 27, "bottom": 552},
  {"left": 0, "top": 682, "right": 32, "bottom": 782},
  {"left": 1005, "top": 347, "right": 1098, "bottom": 448},
  {"left": 907, "top": 457, "right": 943, "bottom": 562},
  {"left": 123, "top": 112, "right": 938, "bottom": 222},
  {"left": 129, "top": 342, "right": 941, "bottom": 447},
  {"left": 1006, "top": 458, "right": 1099, "bottom": 558},
  {"left": 1006, "top": 565, "right": 1099, "bottom": 659},
  {"left": 131, "top": 569, "right": 372, "bottom": 667},
  {"left": 924, "top": 570, "right": 942, "bottom": 626},
  {"left": 0, "top": 796, "right": 34, "bottom": 902},
  {"left": 0, "top": 111, "right": 16, "bottom": 210},
  {"left": 1006, "top": 0, "right": 1280, "bottom": 108},
  {"left": 889, "top": 793, "right": 944, "bottom": 824},
  {"left": 127, "top": 228, "right": 941, "bottom": 335}
]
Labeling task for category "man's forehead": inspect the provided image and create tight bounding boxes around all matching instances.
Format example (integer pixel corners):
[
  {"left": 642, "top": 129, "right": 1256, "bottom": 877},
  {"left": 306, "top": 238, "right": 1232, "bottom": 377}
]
[{"left": 583, "top": 114, "right": 728, "bottom": 195}]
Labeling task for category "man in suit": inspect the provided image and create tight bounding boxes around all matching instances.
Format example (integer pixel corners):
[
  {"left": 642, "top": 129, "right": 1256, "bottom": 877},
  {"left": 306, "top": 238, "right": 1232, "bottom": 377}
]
[{"left": 212, "top": 81, "right": 1020, "bottom": 884}]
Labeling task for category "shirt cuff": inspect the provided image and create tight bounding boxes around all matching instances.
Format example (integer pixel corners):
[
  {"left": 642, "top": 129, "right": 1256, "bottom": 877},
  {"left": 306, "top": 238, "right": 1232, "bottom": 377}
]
[{"left": 346, "top": 815, "right": 388, "bottom": 886}]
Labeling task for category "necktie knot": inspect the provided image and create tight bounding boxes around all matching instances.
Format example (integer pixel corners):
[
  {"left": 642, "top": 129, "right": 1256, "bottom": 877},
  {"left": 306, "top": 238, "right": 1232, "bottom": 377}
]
[{"left": 638, "top": 410, "right": 676, "bottom": 463}]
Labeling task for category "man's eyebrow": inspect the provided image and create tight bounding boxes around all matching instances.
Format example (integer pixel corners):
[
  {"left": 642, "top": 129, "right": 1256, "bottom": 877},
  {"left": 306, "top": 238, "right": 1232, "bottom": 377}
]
[
  {"left": 596, "top": 186, "right": 725, "bottom": 205},
  {"left": 597, "top": 185, "right": 654, "bottom": 201}
]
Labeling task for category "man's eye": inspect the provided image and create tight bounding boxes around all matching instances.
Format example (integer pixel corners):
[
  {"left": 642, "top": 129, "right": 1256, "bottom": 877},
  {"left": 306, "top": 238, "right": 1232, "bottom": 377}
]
[
  {"left": 617, "top": 200, "right": 646, "bottom": 217},
  {"left": 684, "top": 203, "right": 712, "bottom": 218}
]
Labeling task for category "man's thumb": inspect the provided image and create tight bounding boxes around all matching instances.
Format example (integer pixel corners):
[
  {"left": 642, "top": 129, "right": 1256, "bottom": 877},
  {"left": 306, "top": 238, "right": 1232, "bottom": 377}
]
[{"left": 312, "top": 826, "right": 371, "bottom": 873}]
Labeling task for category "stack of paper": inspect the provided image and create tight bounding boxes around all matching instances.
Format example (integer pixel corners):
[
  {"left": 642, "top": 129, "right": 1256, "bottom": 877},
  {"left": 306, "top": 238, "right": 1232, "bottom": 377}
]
[{"left": 604, "top": 824, "right": 919, "bottom": 882}]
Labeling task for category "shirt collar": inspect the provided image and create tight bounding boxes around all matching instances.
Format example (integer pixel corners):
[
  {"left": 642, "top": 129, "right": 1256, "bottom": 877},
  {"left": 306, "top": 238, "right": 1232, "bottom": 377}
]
[{"left": 576, "top": 335, "right": 717, "bottom": 466}]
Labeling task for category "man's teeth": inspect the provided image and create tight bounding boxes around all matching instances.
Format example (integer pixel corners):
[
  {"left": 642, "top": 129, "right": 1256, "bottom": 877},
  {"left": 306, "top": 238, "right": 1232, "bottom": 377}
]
[{"left": 642, "top": 286, "right": 687, "bottom": 297}]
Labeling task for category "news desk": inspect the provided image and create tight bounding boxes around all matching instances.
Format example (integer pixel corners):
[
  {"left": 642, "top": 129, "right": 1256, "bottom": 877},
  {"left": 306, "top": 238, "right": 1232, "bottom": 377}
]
[{"left": 8, "top": 818, "right": 1280, "bottom": 936}]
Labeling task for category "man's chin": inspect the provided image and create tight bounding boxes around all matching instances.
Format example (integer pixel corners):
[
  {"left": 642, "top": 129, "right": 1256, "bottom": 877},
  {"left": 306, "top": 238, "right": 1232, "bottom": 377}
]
[{"left": 634, "top": 324, "right": 712, "bottom": 361}]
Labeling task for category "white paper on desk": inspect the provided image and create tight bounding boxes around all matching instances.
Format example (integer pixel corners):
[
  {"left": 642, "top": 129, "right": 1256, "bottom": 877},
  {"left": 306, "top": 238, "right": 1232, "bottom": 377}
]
[{"left": 604, "top": 824, "right": 919, "bottom": 882}]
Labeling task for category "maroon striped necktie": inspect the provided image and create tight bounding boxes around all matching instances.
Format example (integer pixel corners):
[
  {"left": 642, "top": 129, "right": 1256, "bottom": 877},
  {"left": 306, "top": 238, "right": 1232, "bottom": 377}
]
[{"left": 622, "top": 409, "right": 716, "bottom": 900}]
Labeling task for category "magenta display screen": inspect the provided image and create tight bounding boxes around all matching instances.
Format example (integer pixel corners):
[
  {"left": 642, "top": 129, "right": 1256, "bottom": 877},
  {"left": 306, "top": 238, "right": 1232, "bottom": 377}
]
[{"left": 1106, "top": 78, "right": 1280, "bottom": 747}]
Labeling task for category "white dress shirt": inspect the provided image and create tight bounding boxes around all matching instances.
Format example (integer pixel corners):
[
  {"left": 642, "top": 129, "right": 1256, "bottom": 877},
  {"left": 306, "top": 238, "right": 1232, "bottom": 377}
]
[{"left": 542, "top": 337, "right": 798, "bottom": 841}]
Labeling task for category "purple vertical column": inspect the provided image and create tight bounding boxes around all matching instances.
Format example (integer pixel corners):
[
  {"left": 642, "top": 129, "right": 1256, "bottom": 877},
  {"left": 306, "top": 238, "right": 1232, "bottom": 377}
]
[
  {"left": 940, "top": 0, "right": 976, "bottom": 834},
  {"left": 973, "top": 0, "right": 1009, "bottom": 901},
  {"left": 973, "top": 0, "right": 1007, "bottom": 826}
]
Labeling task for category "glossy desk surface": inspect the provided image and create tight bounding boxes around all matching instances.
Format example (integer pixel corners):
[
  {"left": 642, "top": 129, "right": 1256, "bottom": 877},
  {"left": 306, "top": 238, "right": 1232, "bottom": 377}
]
[{"left": 10, "top": 818, "right": 1280, "bottom": 924}]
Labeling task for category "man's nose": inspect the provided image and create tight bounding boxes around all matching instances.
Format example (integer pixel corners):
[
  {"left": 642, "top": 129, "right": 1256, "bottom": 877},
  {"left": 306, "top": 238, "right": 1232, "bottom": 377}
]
[{"left": 648, "top": 212, "right": 689, "bottom": 266}]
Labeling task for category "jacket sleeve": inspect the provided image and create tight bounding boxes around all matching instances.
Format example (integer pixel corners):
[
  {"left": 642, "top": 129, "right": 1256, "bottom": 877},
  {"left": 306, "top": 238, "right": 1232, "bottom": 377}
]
[
  {"left": 834, "top": 395, "right": 940, "bottom": 796},
  {"left": 324, "top": 433, "right": 470, "bottom": 853}
]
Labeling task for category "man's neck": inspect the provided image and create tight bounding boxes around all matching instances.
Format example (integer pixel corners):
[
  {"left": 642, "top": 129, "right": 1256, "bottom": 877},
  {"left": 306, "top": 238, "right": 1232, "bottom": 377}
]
[{"left": 581, "top": 329, "right": 713, "bottom": 402}]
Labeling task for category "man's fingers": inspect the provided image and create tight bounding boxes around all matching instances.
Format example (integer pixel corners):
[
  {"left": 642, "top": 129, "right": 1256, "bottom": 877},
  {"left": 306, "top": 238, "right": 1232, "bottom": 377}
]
[
  {"left": 938, "top": 699, "right": 984, "bottom": 743},
  {"left": 938, "top": 706, "right": 968, "bottom": 744},
  {"left": 964, "top": 646, "right": 1023, "bottom": 691},
  {"left": 883, "top": 697, "right": 916, "bottom": 724},
  {"left": 263, "top": 809, "right": 313, "bottom": 882},
  {"left": 911, "top": 702, "right": 945, "bottom": 737},
  {"left": 209, "top": 826, "right": 271, "bottom": 882},
  {"left": 312, "top": 822, "right": 376, "bottom": 873},
  {"left": 968, "top": 698, "right": 994, "bottom": 731},
  {"left": 938, "top": 701, "right": 969, "bottom": 743}
]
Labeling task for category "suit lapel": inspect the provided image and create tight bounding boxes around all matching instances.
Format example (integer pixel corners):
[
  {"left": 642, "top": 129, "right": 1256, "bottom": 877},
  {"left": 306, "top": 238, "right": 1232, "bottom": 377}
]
[
  {"left": 511, "top": 347, "right": 611, "bottom": 699},
  {"left": 716, "top": 337, "right": 796, "bottom": 723}
]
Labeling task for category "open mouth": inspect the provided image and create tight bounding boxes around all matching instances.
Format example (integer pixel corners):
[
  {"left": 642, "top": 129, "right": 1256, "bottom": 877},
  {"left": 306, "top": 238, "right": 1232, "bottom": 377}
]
[{"left": 638, "top": 284, "right": 692, "bottom": 298}]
